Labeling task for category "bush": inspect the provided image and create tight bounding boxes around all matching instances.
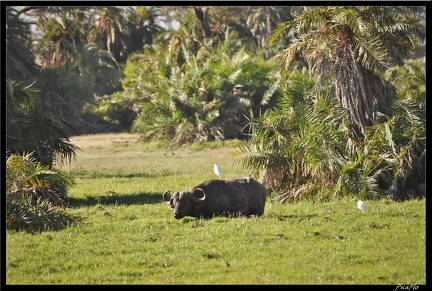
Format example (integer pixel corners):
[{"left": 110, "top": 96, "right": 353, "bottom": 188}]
[{"left": 6, "top": 152, "right": 80, "bottom": 232}]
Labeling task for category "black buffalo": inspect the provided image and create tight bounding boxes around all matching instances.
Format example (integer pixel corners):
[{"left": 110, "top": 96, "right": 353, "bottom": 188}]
[{"left": 163, "top": 177, "right": 266, "bottom": 219}]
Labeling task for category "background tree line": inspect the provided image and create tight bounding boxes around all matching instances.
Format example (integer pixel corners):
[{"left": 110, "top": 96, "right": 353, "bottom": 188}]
[{"left": 5, "top": 5, "right": 425, "bottom": 231}]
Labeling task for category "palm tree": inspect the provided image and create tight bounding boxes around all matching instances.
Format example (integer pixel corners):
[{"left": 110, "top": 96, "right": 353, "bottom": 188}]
[
  {"left": 87, "top": 6, "right": 130, "bottom": 63},
  {"left": 6, "top": 6, "right": 80, "bottom": 168},
  {"left": 160, "top": 6, "right": 255, "bottom": 48},
  {"left": 124, "top": 6, "right": 162, "bottom": 54},
  {"left": 270, "top": 6, "right": 424, "bottom": 141},
  {"left": 101, "top": 27, "right": 279, "bottom": 145},
  {"left": 374, "top": 56, "right": 426, "bottom": 200},
  {"left": 32, "top": 44, "right": 122, "bottom": 135},
  {"left": 6, "top": 152, "right": 79, "bottom": 232},
  {"left": 233, "top": 59, "right": 425, "bottom": 202},
  {"left": 156, "top": 21, "right": 202, "bottom": 68},
  {"left": 232, "top": 69, "right": 347, "bottom": 201},
  {"left": 234, "top": 6, "right": 426, "bottom": 201},
  {"left": 70, "top": 42, "right": 122, "bottom": 96},
  {"left": 6, "top": 6, "right": 39, "bottom": 79},
  {"left": 32, "top": 7, "right": 91, "bottom": 69},
  {"left": 247, "top": 6, "right": 293, "bottom": 50},
  {"left": 6, "top": 80, "right": 80, "bottom": 168}
]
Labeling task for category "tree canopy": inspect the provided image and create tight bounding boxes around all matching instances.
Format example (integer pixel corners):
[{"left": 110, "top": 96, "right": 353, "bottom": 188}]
[{"left": 5, "top": 5, "right": 426, "bottom": 210}]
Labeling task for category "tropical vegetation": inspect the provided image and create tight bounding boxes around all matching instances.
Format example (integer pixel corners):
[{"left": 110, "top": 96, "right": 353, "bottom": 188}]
[
  {"left": 4, "top": 5, "right": 426, "bottom": 231},
  {"left": 234, "top": 6, "right": 426, "bottom": 202},
  {"left": 6, "top": 152, "right": 79, "bottom": 232}
]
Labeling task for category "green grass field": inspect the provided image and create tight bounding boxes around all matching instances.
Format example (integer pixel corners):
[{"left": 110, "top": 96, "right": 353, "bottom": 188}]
[{"left": 5, "top": 133, "right": 426, "bottom": 284}]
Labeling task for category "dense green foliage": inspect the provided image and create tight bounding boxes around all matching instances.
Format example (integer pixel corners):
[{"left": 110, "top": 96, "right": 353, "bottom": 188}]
[
  {"left": 232, "top": 61, "right": 425, "bottom": 201},
  {"left": 6, "top": 152, "right": 79, "bottom": 232},
  {"left": 98, "top": 30, "right": 280, "bottom": 144},
  {"left": 271, "top": 6, "right": 424, "bottom": 133},
  {"left": 232, "top": 6, "right": 425, "bottom": 201},
  {"left": 6, "top": 7, "right": 80, "bottom": 169},
  {"left": 233, "top": 69, "right": 348, "bottom": 201}
]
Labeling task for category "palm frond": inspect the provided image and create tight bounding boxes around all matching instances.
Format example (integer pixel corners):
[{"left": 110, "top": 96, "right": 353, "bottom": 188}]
[
  {"left": 354, "top": 34, "right": 391, "bottom": 72},
  {"left": 268, "top": 20, "right": 294, "bottom": 46},
  {"left": 260, "top": 75, "right": 280, "bottom": 106}
]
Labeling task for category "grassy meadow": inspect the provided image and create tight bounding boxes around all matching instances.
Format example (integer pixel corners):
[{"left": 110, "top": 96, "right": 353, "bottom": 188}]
[{"left": 5, "top": 133, "right": 426, "bottom": 285}]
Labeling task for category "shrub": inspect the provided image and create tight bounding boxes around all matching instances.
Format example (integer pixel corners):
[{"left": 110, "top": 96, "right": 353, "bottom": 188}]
[{"left": 6, "top": 152, "right": 80, "bottom": 232}]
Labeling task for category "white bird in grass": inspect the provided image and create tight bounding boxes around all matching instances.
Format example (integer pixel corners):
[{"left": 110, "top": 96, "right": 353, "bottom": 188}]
[
  {"left": 357, "top": 200, "right": 366, "bottom": 213},
  {"left": 213, "top": 164, "right": 222, "bottom": 178}
]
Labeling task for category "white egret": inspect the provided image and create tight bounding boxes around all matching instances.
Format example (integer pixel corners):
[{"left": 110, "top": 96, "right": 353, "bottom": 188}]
[
  {"left": 213, "top": 164, "right": 222, "bottom": 178},
  {"left": 357, "top": 200, "right": 365, "bottom": 212}
]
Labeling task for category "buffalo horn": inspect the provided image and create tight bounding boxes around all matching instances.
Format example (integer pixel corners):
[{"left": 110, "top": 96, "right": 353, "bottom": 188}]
[
  {"left": 187, "top": 188, "right": 206, "bottom": 203},
  {"left": 162, "top": 190, "right": 171, "bottom": 202}
]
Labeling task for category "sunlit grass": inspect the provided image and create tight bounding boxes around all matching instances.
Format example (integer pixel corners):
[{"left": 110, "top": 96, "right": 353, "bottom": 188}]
[{"left": 6, "top": 133, "right": 426, "bottom": 285}]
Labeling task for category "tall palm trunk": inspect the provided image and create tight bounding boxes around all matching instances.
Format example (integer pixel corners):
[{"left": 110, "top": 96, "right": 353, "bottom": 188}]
[
  {"left": 334, "top": 43, "right": 373, "bottom": 134},
  {"left": 331, "top": 32, "right": 397, "bottom": 142}
]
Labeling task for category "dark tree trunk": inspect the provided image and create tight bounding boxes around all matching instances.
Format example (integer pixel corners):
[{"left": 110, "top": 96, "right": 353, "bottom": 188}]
[
  {"left": 333, "top": 43, "right": 395, "bottom": 137},
  {"left": 194, "top": 7, "right": 212, "bottom": 38}
]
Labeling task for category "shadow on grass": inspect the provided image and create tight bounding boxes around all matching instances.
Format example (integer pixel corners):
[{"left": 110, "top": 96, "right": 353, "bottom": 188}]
[
  {"left": 72, "top": 172, "right": 166, "bottom": 179},
  {"left": 67, "top": 191, "right": 164, "bottom": 207},
  {"left": 266, "top": 213, "right": 318, "bottom": 221}
]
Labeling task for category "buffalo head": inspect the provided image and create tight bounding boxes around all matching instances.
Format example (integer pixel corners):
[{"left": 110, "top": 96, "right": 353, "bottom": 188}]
[{"left": 162, "top": 188, "right": 206, "bottom": 219}]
